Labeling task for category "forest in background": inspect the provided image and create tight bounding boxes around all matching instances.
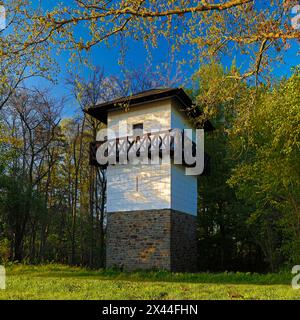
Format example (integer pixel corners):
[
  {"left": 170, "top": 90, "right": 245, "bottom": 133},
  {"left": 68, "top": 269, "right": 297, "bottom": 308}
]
[
  {"left": 0, "top": 0, "right": 299, "bottom": 272},
  {"left": 0, "top": 63, "right": 299, "bottom": 272}
]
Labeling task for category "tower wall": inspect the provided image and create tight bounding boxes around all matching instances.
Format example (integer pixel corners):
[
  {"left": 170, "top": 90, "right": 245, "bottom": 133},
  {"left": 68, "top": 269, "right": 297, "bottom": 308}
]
[
  {"left": 171, "top": 164, "right": 198, "bottom": 215},
  {"left": 107, "top": 162, "right": 171, "bottom": 213},
  {"left": 107, "top": 100, "right": 171, "bottom": 138},
  {"left": 106, "top": 209, "right": 198, "bottom": 272},
  {"left": 105, "top": 96, "right": 199, "bottom": 272}
]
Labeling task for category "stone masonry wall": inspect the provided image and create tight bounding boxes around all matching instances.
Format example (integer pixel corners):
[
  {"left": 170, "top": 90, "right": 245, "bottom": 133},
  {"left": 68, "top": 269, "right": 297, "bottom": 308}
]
[
  {"left": 171, "top": 210, "right": 198, "bottom": 272},
  {"left": 106, "top": 209, "right": 198, "bottom": 272}
]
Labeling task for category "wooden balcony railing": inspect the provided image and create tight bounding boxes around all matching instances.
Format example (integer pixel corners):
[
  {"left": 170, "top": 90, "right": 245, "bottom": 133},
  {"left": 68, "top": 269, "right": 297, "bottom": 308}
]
[{"left": 90, "top": 129, "right": 210, "bottom": 174}]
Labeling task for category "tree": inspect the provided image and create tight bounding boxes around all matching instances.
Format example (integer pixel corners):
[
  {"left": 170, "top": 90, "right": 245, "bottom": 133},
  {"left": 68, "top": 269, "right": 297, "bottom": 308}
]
[
  {"left": 2, "top": 1, "right": 299, "bottom": 83},
  {"left": 228, "top": 67, "right": 300, "bottom": 270},
  {"left": 193, "top": 62, "right": 266, "bottom": 271},
  {"left": 0, "top": 1, "right": 56, "bottom": 111},
  {"left": 0, "top": 88, "right": 62, "bottom": 261}
]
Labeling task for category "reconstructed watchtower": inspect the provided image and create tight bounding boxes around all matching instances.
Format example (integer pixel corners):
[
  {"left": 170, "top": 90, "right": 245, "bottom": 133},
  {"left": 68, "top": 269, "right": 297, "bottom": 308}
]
[{"left": 86, "top": 88, "right": 212, "bottom": 271}]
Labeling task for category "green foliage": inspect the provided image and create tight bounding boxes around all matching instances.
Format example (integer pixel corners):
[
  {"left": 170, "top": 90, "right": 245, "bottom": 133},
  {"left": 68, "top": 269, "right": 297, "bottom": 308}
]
[
  {"left": 194, "top": 62, "right": 300, "bottom": 272},
  {"left": 228, "top": 68, "right": 300, "bottom": 269},
  {"left": 0, "top": 172, "right": 47, "bottom": 261},
  {"left": 194, "top": 62, "right": 265, "bottom": 272},
  {"left": 0, "top": 238, "right": 10, "bottom": 264}
]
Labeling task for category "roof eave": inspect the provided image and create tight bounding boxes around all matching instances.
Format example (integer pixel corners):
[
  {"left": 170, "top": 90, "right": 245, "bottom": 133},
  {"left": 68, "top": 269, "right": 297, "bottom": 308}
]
[{"left": 84, "top": 89, "right": 192, "bottom": 124}]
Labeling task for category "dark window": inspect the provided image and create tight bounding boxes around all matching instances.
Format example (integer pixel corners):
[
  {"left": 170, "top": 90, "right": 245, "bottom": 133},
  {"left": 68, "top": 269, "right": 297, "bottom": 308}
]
[{"left": 133, "top": 123, "right": 143, "bottom": 136}]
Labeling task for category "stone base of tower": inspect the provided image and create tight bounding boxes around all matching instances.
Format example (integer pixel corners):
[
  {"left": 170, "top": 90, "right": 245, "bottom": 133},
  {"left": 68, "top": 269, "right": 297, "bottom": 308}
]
[{"left": 106, "top": 209, "right": 198, "bottom": 272}]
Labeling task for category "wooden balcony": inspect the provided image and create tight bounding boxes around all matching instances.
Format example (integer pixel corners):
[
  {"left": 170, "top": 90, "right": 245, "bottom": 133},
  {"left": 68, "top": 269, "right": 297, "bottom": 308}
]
[{"left": 90, "top": 129, "right": 210, "bottom": 174}]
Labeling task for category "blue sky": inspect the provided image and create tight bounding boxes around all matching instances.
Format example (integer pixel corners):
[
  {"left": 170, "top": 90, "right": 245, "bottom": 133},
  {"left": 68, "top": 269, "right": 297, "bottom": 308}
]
[
  {"left": 34, "top": 39, "right": 298, "bottom": 118},
  {"left": 26, "top": 1, "right": 300, "bottom": 117}
]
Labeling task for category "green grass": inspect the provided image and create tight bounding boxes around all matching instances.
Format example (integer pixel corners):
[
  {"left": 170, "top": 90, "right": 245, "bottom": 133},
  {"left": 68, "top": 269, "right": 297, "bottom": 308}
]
[{"left": 0, "top": 264, "right": 299, "bottom": 300}]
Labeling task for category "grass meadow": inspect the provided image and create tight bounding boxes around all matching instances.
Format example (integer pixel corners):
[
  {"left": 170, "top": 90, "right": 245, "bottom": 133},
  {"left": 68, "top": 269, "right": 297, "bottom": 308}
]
[{"left": 0, "top": 264, "right": 299, "bottom": 300}]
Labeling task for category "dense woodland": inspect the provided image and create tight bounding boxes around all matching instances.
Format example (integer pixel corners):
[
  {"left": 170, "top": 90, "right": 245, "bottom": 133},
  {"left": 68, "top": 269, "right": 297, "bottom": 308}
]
[{"left": 0, "top": 1, "right": 299, "bottom": 272}]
